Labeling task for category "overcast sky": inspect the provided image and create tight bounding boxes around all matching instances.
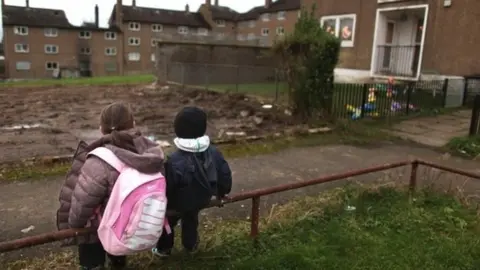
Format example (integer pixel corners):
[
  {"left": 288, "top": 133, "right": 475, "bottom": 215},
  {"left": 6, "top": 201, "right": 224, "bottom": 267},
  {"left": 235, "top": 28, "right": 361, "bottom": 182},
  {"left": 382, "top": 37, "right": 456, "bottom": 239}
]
[{"left": 1, "top": 0, "right": 265, "bottom": 36}]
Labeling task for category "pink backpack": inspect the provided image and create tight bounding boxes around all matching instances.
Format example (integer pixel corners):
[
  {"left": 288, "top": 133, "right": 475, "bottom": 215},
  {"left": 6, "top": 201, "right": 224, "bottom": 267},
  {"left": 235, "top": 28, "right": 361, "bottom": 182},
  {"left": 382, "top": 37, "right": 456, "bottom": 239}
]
[{"left": 88, "top": 147, "right": 170, "bottom": 256}]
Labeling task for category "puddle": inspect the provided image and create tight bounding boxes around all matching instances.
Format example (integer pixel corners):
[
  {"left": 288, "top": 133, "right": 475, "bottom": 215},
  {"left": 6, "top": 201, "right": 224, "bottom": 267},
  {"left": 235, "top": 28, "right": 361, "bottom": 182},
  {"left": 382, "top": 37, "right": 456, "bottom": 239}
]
[{"left": 1, "top": 123, "right": 48, "bottom": 130}]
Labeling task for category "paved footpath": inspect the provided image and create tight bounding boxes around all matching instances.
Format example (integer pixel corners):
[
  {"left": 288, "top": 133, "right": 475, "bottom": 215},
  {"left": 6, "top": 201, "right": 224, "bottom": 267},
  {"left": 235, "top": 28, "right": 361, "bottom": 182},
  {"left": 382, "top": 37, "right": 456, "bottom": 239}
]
[{"left": 1, "top": 143, "right": 480, "bottom": 262}]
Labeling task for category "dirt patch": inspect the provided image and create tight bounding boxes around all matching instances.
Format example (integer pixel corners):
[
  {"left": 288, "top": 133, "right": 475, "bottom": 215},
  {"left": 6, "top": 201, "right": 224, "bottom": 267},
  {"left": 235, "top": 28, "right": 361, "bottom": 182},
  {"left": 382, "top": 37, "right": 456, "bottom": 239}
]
[{"left": 0, "top": 84, "right": 297, "bottom": 163}]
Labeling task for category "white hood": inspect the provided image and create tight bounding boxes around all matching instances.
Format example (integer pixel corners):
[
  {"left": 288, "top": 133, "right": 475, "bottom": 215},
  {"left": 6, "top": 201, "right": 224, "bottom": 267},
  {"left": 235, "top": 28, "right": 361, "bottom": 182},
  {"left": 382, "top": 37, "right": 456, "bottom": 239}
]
[{"left": 173, "top": 135, "right": 210, "bottom": 153}]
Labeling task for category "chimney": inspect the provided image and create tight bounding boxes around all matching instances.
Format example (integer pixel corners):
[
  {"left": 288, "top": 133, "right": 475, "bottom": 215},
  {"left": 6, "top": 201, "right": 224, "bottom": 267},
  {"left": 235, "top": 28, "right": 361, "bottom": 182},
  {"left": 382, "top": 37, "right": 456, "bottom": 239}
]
[
  {"left": 132, "top": 0, "right": 136, "bottom": 6},
  {"left": 215, "top": 0, "right": 219, "bottom": 6},
  {"left": 115, "top": 0, "right": 123, "bottom": 28},
  {"left": 26, "top": 0, "right": 29, "bottom": 7},
  {"left": 264, "top": 0, "right": 272, "bottom": 8},
  {"left": 1, "top": 0, "right": 5, "bottom": 7},
  {"left": 205, "top": 0, "right": 211, "bottom": 7},
  {"left": 94, "top": 5, "right": 99, "bottom": 28},
  {"left": 185, "top": 4, "right": 189, "bottom": 13}
]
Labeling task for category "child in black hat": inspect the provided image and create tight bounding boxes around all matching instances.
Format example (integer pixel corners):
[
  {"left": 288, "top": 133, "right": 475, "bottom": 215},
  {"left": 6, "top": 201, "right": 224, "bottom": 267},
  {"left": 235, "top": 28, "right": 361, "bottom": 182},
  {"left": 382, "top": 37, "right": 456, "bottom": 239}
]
[{"left": 152, "top": 106, "right": 232, "bottom": 256}]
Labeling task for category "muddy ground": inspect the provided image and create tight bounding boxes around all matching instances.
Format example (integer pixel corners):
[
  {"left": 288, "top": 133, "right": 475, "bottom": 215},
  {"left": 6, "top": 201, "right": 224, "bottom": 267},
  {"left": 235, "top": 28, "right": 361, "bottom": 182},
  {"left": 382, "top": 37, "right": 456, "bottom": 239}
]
[{"left": 0, "top": 84, "right": 295, "bottom": 163}]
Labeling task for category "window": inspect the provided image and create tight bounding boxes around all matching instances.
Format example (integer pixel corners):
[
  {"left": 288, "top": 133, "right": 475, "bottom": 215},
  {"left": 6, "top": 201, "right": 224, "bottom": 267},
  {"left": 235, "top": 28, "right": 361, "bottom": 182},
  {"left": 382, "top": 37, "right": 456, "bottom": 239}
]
[
  {"left": 16, "top": 61, "right": 31, "bottom": 70},
  {"left": 128, "top": 52, "right": 140, "bottom": 61},
  {"left": 178, "top": 26, "right": 188, "bottom": 35},
  {"left": 197, "top": 28, "right": 208, "bottom": 36},
  {"left": 215, "top": 20, "right": 226, "bottom": 27},
  {"left": 276, "top": 27, "right": 285, "bottom": 35},
  {"left": 261, "top": 13, "right": 270, "bottom": 21},
  {"left": 128, "top": 22, "right": 140, "bottom": 31},
  {"left": 277, "top": 11, "right": 286, "bottom": 20},
  {"left": 105, "top": 62, "right": 117, "bottom": 72},
  {"left": 216, "top": 33, "right": 225, "bottom": 40},
  {"left": 248, "top": 20, "right": 256, "bottom": 28},
  {"left": 44, "top": 44, "right": 59, "bottom": 54},
  {"left": 298, "top": 11, "right": 301, "bottom": 18},
  {"left": 247, "top": 33, "right": 255, "bottom": 40},
  {"left": 105, "top": 32, "right": 116, "bottom": 40},
  {"left": 261, "top": 28, "right": 269, "bottom": 36},
  {"left": 44, "top": 28, "right": 58, "bottom": 37},
  {"left": 14, "top": 43, "right": 29, "bottom": 53},
  {"left": 105, "top": 47, "right": 117, "bottom": 56},
  {"left": 14, "top": 26, "right": 28, "bottom": 35},
  {"left": 79, "top": 31, "right": 91, "bottom": 39},
  {"left": 320, "top": 14, "right": 356, "bottom": 47},
  {"left": 151, "top": 53, "right": 155, "bottom": 62},
  {"left": 128, "top": 37, "right": 140, "bottom": 46},
  {"left": 45, "top": 62, "right": 59, "bottom": 70},
  {"left": 151, "top": 24, "right": 163, "bottom": 32},
  {"left": 80, "top": 47, "right": 91, "bottom": 55},
  {"left": 151, "top": 39, "right": 159, "bottom": 47},
  {"left": 237, "top": 34, "right": 245, "bottom": 41}
]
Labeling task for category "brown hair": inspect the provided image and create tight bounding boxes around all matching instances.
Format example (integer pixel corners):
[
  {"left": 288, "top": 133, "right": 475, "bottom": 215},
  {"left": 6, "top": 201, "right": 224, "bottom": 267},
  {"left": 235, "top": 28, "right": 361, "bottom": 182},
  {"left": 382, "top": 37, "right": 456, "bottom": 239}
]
[{"left": 87, "top": 102, "right": 138, "bottom": 153}]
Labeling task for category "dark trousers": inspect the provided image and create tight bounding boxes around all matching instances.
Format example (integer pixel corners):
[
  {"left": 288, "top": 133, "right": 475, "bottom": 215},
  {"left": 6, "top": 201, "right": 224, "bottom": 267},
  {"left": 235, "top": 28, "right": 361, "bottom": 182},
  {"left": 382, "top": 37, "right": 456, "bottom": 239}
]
[
  {"left": 78, "top": 242, "right": 126, "bottom": 269},
  {"left": 156, "top": 211, "right": 200, "bottom": 251}
]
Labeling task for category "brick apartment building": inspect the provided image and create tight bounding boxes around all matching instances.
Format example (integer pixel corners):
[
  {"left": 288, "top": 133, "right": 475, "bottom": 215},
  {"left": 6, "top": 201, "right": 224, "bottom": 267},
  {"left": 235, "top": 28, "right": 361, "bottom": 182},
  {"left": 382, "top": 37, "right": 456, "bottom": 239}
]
[{"left": 2, "top": 0, "right": 300, "bottom": 79}]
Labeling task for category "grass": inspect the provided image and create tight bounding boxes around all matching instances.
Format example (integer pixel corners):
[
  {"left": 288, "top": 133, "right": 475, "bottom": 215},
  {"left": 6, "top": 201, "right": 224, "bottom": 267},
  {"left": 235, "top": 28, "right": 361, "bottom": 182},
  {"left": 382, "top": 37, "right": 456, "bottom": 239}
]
[
  {"left": 0, "top": 74, "right": 156, "bottom": 88},
  {"left": 7, "top": 186, "right": 480, "bottom": 269},
  {"left": 0, "top": 121, "right": 395, "bottom": 182},
  {"left": 445, "top": 135, "right": 480, "bottom": 158}
]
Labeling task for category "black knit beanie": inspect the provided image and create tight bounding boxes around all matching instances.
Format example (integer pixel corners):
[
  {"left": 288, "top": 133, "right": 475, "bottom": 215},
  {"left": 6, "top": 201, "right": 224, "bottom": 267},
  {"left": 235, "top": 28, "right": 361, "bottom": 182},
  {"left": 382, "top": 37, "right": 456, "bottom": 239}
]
[{"left": 174, "top": 106, "right": 207, "bottom": 139}]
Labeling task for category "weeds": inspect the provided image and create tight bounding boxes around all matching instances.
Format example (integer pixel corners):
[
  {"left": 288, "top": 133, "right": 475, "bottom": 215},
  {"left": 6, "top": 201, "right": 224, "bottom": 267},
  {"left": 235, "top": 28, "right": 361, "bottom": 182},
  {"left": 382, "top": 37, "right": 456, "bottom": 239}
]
[
  {"left": 445, "top": 135, "right": 480, "bottom": 158},
  {"left": 6, "top": 186, "right": 480, "bottom": 269}
]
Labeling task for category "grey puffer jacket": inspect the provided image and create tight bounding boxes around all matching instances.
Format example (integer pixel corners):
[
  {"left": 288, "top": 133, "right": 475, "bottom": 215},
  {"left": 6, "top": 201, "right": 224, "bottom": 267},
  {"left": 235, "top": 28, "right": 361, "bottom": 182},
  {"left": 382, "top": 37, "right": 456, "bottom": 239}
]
[{"left": 56, "top": 133, "right": 165, "bottom": 245}]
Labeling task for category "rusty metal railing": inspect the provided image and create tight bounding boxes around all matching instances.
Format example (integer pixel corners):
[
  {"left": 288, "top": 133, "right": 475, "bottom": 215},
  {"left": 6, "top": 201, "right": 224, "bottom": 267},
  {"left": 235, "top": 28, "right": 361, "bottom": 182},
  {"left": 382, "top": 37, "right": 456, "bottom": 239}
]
[{"left": 1, "top": 159, "right": 480, "bottom": 253}]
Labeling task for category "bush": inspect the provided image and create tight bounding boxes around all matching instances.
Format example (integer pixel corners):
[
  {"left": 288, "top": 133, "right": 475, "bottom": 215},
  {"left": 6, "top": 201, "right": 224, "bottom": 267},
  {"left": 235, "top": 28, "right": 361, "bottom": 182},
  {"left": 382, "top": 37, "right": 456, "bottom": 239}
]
[{"left": 272, "top": 5, "right": 340, "bottom": 120}]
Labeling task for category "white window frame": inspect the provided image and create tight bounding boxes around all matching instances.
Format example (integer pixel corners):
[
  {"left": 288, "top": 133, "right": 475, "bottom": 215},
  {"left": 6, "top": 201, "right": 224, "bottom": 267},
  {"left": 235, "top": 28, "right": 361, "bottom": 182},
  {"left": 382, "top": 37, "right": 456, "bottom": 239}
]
[
  {"left": 247, "top": 33, "right": 255, "bottom": 40},
  {"left": 44, "top": 28, "right": 58, "bottom": 37},
  {"left": 104, "top": 32, "right": 117, "bottom": 40},
  {"left": 178, "top": 26, "right": 188, "bottom": 35},
  {"left": 14, "top": 43, "right": 29, "bottom": 53},
  {"left": 13, "top": 26, "right": 28, "bottom": 35},
  {"left": 128, "top": 37, "right": 141, "bottom": 46},
  {"left": 215, "top": 19, "right": 226, "bottom": 27},
  {"left": 261, "top": 28, "right": 269, "bottom": 36},
  {"left": 320, "top": 14, "right": 356, "bottom": 47},
  {"left": 105, "top": 47, "right": 117, "bottom": 56},
  {"left": 44, "top": 44, "right": 59, "bottom": 54},
  {"left": 45, "top": 61, "right": 59, "bottom": 70},
  {"left": 261, "top": 13, "right": 270, "bottom": 22},
  {"left": 151, "top": 24, "right": 163, "bottom": 32},
  {"left": 80, "top": 47, "right": 91, "bottom": 55},
  {"left": 248, "top": 20, "right": 256, "bottom": 28},
  {"left": 276, "top": 26, "right": 285, "bottom": 35},
  {"left": 237, "top": 34, "right": 245, "bottom": 41},
  {"left": 16, "top": 61, "right": 31, "bottom": 70},
  {"left": 128, "top": 22, "right": 140, "bottom": 31},
  {"left": 79, "top": 31, "right": 92, "bottom": 39},
  {"left": 151, "top": 39, "right": 159, "bottom": 47},
  {"left": 197, "top": 28, "right": 208, "bottom": 36},
  {"left": 277, "top": 11, "right": 286, "bottom": 20},
  {"left": 128, "top": 52, "right": 141, "bottom": 61},
  {"left": 151, "top": 53, "right": 155, "bottom": 62}
]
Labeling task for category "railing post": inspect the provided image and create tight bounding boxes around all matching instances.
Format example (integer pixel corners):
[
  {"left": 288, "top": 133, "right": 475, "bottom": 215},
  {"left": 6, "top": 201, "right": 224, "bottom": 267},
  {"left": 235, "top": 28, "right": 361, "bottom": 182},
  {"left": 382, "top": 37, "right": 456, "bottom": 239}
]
[
  {"left": 463, "top": 77, "right": 469, "bottom": 106},
  {"left": 360, "top": 83, "right": 369, "bottom": 118},
  {"left": 468, "top": 95, "right": 480, "bottom": 136},
  {"left": 236, "top": 65, "right": 240, "bottom": 92},
  {"left": 181, "top": 63, "right": 185, "bottom": 90},
  {"left": 442, "top": 78, "right": 449, "bottom": 107},
  {"left": 409, "top": 161, "right": 418, "bottom": 192},
  {"left": 406, "top": 82, "right": 413, "bottom": 115},
  {"left": 205, "top": 63, "right": 209, "bottom": 91},
  {"left": 250, "top": 196, "right": 260, "bottom": 239}
]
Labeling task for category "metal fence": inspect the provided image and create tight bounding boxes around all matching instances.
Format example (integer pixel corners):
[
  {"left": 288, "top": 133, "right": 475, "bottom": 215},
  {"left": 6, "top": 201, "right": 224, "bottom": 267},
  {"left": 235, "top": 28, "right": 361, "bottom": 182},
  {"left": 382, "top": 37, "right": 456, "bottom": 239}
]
[{"left": 0, "top": 159, "right": 478, "bottom": 253}]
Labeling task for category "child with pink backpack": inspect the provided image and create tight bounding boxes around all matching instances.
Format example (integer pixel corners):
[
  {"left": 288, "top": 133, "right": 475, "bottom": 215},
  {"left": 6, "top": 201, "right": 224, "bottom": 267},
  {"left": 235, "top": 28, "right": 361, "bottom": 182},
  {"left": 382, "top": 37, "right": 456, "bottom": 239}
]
[{"left": 57, "top": 102, "right": 167, "bottom": 270}]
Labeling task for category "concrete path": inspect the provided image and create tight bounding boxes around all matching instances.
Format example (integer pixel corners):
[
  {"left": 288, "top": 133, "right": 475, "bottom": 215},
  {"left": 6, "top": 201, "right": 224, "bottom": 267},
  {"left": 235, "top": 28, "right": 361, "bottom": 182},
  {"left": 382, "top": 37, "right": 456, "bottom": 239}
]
[
  {"left": 1, "top": 142, "right": 480, "bottom": 262},
  {"left": 391, "top": 110, "right": 471, "bottom": 147}
]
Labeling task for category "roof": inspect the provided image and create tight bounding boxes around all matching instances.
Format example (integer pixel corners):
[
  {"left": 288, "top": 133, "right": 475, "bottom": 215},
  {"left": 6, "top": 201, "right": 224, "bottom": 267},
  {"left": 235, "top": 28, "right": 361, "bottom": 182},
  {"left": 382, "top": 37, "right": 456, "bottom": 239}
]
[
  {"left": 236, "top": 0, "right": 301, "bottom": 21},
  {"left": 209, "top": 5, "right": 239, "bottom": 20},
  {"left": 2, "top": 5, "right": 119, "bottom": 31},
  {"left": 110, "top": 5, "right": 210, "bottom": 28},
  {"left": 2, "top": 5, "right": 72, "bottom": 28}
]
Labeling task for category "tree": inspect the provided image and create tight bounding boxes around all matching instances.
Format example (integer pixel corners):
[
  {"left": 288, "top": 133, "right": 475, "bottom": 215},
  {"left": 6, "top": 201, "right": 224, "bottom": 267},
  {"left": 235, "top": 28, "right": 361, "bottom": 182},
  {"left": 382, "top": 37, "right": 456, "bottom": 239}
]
[{"left": 272, "top": 5, "right": 340, "bottom": 120}]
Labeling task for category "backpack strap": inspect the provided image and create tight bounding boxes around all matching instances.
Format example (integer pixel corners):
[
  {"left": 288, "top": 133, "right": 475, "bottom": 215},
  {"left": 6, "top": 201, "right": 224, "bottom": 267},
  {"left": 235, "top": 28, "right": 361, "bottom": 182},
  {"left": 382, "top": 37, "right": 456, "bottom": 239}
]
[{"left": 88, "top": 147, "right": 125, "bottom": 172}]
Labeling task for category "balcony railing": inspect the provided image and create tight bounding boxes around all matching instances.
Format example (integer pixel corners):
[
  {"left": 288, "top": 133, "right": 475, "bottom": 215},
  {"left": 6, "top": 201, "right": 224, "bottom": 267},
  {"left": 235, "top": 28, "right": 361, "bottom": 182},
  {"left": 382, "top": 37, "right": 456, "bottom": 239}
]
[{"left": 373, "top": 45, "right": 421, "bottom": 78}]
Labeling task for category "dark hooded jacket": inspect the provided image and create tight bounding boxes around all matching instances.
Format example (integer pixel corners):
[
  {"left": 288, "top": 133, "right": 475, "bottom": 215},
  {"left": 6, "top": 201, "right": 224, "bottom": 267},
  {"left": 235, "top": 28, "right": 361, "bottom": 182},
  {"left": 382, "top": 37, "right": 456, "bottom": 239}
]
[{"left": 56, "top": 134, "right": 164, "bottom": 245}]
